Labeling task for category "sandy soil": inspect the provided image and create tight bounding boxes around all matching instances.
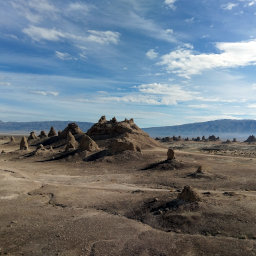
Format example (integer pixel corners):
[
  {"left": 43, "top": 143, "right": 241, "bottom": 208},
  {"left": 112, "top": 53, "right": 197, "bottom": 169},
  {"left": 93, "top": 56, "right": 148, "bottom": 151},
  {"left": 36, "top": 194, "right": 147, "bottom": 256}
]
[{"left": 0, "top": 136, "right": 256, "bottom": 256}]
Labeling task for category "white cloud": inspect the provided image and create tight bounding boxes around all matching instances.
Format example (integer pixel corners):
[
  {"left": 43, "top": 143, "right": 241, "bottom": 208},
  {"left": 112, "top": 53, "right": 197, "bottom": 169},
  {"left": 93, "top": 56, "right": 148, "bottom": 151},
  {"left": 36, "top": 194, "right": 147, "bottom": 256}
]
[
  {"left": 87, "top": 30, "right": 120, "bottom": 44},
  {"left": 185, "top": 17, "right": 195, "bottom": 23},
  {"left": 221, "top": 2, "right": 238, "bottom": 10},
  {"left": 248, "top": 0, "right": 256, "bottom": 6},
  {"left": 247, "top": 103, "right": 256, "bottom": 108},
  {"left": 23, "top": 25, "right": 120, "bottom": 45},
  {"left": 68, "top": 3, "right": 89, "bottom": 12},
  {"left": 104, "top": 83, "right": 197, "bottom": 105},
  {"left": 164, "top": 0, "right": 177, "bottom": 9},
  {"left": 146, "top": 49, "right": 158, "bottom": 59},
  {"left": 188, "top": 104, "right": 209, "bottom": 109},
  {"left": 23, "top": 26, "right": 65, "bottom": 41},
  {"left": 55, "top": 51, "right": 74, "bottom": 60},
  {"left": 32, "top": 90, "right": 59, "bottom": 96},
  {"left": 158, "top": 39, "right": 256, "bottom": 78}
]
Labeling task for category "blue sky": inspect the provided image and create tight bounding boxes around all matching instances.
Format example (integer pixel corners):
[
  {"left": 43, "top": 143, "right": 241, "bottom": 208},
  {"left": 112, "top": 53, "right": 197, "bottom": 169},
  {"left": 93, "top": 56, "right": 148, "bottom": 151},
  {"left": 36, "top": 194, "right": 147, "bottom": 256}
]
[{"left": 1, "top": 0, "right": 256, "bottom": 127}]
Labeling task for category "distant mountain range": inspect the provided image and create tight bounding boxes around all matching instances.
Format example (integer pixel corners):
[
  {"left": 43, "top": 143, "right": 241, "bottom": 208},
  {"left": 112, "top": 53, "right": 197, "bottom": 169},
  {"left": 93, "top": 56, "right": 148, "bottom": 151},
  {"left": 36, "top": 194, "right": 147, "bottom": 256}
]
[
  {"left": 1, "top": 119, "right": 256, "bottom": 140},
  {"left": 143, "top": 119, "right": 256, "bottom": 140},
  {"left": 0, "top": 121, "right": 93, "bottom": 134}
]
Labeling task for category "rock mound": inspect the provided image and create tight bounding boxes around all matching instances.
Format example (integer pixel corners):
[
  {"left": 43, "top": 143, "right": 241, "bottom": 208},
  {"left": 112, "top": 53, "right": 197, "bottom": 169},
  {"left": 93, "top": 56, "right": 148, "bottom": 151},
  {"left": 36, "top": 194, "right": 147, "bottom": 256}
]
[
  {"left": 244, "top": 135, "right": 256, "bottom": 143},
  {"left": 48, "top": 127, "right": 57, "bottom": 137},
  {"left": 65, "top": 131, "right": 78, "bottom": 151},
  {"left": 167, "top": 148, "right": 175, "bottom": 160},
  {"left": 28, "top": 131, "right": 38, "bottom": 140},
  {"left": 39, "top": 131, "right": 47, "bottom": 139},
  {"left": 10, "top": 136, "right": 16, "bottom": 143},
  {"left": 87, "top": 116, "right": 159, "bottom": 150},
  {"left": 78, "top": 134, "right": 99, "bottom": 152},
  {"left": 20, "top": 136, "right": 29, "bottom": 150},
  {"left": 177, "top": 186, "right": 201, "bottom": 202},
  {"left": 59, "top": 122, "right": 83, "bottom": 138}
]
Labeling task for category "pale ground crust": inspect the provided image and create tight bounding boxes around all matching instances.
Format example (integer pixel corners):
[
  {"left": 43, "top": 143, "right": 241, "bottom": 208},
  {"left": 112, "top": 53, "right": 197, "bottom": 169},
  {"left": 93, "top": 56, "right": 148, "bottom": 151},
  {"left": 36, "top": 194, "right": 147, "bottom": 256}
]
[{"left": 0, "top": 136, "right": 256, "bottom": 255}]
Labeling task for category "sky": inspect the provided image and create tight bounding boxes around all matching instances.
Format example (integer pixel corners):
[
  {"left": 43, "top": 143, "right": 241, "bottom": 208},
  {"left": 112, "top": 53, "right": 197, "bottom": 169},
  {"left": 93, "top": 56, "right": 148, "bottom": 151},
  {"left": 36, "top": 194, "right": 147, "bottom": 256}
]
[{"left": 1, "top": 0, "right": 256, "bottom": 127}]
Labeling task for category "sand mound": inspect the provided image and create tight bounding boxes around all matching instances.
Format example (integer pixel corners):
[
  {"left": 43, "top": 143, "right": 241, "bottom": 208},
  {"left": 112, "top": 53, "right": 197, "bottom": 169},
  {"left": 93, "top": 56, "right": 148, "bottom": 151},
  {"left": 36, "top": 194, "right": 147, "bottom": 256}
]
[
  {"left": 48, "top": 127, "right": 57, "bottom": 137},
  {"left": 28, "top": 131, "right": 38, "bottom": 140},
  {"left": 78, "top": 134, "right": 99, "bottom": 152},
  {"left": 87, "top": 116, "right": 160, "bottom": 150},
  {"left": 39, "top": 131, "right": 47, "bottom": 139},
  {"left": 20, "top": 136, "right": 29, "bottom": 150},
  {"left": 177, "top": 186, "right": 201, "bottom": 202},
  {"left": 59, "top": 122, "right": 83, "bottom": 138}
]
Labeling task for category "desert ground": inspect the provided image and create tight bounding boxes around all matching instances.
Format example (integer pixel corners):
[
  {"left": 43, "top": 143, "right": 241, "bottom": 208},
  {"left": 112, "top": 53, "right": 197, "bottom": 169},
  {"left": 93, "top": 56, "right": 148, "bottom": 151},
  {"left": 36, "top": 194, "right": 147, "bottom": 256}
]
[{"left": 0, "top": 119, "right": 256, "bottom": 256}]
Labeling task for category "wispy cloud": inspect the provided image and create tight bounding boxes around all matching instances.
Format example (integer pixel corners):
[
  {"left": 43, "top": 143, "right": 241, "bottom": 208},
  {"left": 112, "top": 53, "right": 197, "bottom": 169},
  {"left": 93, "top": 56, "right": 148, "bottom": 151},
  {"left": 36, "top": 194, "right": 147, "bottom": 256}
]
[
  {"left": 55, "top": 51, "right": 74, "bottom": 61},
  {"left": 146, "top": 49, "right": 158, "bottom": 59},
  {"left": 158, "top": 39, "right": 256, "bottom": 78},
  {"left": 32, "top": 90, "right": 59, "bottom": 96},
  {"left": 23, "top": 25, "right": 120, "bottom": 45},
  {"left": 23, "top": 26, "right": 65, "bottom": 41},
  {"left": 164, "top": 0, "right": 177, "bottom": 9},
  {"left": 92, "top": 83, "right": 198, "bottom": 106},
  {"left": 221, "top": 2, "right": 238, "bottom": 10}
]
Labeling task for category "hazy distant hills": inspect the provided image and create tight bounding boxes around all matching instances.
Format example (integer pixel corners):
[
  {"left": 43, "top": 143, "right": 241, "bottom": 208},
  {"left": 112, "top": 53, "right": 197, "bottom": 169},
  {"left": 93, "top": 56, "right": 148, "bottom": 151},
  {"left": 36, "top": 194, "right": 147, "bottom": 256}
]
[
  {"left": 143, "top": 119, "right": 256, "bottom": 140},
  {"left": 0, "top": 121, "right": 93, "bottom": 134},
  {"left": 1, "top": 119, "right": 256, "bottom": 140}
]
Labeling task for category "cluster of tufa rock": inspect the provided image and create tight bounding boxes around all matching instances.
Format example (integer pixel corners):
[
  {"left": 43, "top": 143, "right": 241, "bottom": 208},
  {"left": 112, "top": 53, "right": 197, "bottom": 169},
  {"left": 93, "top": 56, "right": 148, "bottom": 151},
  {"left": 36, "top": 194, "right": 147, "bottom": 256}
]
[
  {"left": 87, "top": 116, "right": 159, "bottom": 153},
  {"left": 244, "top": 135, "right": 256, "bottom": 143},
  {"left": 39, "top": 131, "right": 47, "bottom": 139},
  {"left": 28, "top": 131, "right": 38, "bottom": 140},
  {"left": 48, "top": 126, "right": 57, "bottom": 137},
  {"left": 59, "top": 123, "right": 83, "bottom": 138}
]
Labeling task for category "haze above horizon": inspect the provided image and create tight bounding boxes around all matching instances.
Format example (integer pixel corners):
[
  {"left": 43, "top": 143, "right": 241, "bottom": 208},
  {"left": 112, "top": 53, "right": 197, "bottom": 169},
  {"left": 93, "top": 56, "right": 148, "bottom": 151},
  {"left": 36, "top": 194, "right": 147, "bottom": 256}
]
[{"left": 1, "top": 0, "right": 256, "bottom": 127}]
